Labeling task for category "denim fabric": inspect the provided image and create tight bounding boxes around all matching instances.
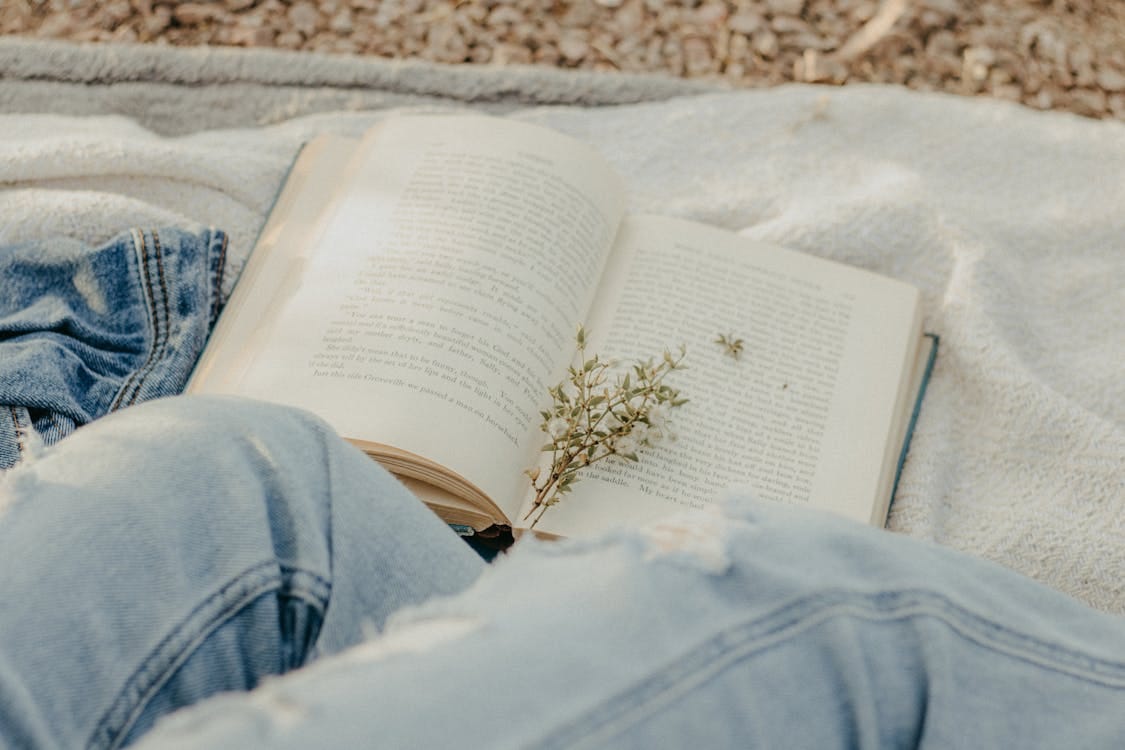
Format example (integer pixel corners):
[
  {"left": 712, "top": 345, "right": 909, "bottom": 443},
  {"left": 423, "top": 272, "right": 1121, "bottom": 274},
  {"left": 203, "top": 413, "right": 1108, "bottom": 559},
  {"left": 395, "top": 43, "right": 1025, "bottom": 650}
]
[
  {"left": 0, "top": 396, "right": 485, "bottom": 749},
  {"left": 137, "top": 480, "right": 1125, "bottom": 750},
  {"left": 0, "top": 227, "right": 228, "bottom": 469},
  {"left": 2, "top": 396, "right": 1125, "bottom": 749}
]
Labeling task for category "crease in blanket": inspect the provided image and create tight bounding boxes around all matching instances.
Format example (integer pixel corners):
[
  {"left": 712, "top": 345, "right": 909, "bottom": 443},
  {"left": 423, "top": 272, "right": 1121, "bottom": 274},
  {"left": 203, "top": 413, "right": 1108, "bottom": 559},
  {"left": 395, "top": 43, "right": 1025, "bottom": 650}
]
[{"left": 0, "top": 227, "right": 229, "bottom": 470}]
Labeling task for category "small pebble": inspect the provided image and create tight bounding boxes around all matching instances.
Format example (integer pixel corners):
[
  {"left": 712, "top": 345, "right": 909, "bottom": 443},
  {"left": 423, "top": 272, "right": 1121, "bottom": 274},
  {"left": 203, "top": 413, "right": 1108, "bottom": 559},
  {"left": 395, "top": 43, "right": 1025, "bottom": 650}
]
[{"left": 1, "top": 0, "right": 1121, "bottom": 122}]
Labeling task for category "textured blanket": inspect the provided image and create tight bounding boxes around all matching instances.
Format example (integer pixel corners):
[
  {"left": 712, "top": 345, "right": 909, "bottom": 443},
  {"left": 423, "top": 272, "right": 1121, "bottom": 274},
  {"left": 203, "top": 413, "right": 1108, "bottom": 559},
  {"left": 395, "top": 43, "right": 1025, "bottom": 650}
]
[{"left": 2, "top": 39, "right": 1123, "bottom": 612}]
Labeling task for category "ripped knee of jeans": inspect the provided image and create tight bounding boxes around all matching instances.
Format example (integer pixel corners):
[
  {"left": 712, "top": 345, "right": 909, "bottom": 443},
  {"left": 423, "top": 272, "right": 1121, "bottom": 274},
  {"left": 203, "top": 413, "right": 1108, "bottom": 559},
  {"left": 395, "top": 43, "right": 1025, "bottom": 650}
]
[
  {"left": 347, "top": 615, "right": 485, "bottom": 664},
  {"left": 0, "top": 448, "right": 46, "bottom": 516},
  {"left": 245, "top": 685, "right": 311, "bottom": 731},
  {"left": 637, "top": 503, "right": 734, "bottom": 575}
]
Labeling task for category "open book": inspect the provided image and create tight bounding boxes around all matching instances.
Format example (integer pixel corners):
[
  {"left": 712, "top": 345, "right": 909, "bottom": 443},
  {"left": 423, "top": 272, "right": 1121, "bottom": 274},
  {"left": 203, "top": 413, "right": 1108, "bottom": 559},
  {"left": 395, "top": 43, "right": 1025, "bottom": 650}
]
[{"left": 187, "top": 114, "right": 937, "bottom": 540}]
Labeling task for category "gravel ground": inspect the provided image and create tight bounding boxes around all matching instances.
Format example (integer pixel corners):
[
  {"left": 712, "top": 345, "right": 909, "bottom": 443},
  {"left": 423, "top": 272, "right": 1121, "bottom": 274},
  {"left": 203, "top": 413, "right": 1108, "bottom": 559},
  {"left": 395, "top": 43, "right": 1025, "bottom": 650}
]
[{"left": 4, "top": 0, "right": 1125, "bottom": 121}]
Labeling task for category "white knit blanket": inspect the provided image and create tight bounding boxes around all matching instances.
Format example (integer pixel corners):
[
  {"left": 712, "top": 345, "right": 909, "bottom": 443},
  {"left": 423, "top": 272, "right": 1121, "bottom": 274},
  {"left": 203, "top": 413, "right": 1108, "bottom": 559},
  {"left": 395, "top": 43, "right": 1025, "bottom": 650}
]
[{"left": 2, "top": 84, "right": 1122, "bottom": 613}]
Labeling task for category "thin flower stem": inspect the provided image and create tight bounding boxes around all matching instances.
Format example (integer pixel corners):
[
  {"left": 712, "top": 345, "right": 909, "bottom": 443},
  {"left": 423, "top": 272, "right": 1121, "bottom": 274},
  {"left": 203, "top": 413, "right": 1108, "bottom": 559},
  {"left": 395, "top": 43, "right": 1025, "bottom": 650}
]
[{"left": 525, "top": 328, "right": 687, "bottom": 529}]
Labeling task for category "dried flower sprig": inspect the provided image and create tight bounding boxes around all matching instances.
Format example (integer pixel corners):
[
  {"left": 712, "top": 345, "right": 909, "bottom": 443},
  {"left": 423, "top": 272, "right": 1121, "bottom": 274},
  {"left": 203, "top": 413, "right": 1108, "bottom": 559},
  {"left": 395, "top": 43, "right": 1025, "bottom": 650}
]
[
  {"left": 523, "top": 325, "right": 687, "bottom": 529},
  {"left": 715, "top": 332, "right": 744, "bottom": 359}
]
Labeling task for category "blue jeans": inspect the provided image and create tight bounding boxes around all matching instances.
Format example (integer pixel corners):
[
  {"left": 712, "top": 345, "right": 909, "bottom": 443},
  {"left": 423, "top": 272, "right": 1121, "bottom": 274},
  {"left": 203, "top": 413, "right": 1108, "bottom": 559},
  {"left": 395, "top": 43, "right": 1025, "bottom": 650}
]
[
  {"left": 1, "top": 396, "right": 1124, "bottom": 749},
  {"left": 0, "top": 227, "right": 227, "bottom": 470}
]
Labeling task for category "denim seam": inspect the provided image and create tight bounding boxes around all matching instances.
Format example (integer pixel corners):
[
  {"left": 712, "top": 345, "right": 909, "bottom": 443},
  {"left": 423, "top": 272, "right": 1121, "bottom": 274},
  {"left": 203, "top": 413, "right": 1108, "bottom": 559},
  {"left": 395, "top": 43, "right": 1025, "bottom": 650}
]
[
  {"left": 125, "top": 228, "right": 172, "bottom": 407},
  {"left": 88, "top": 560, "right": 282, "bottom": 750},
  {"left": 317, "top": 430, "right": 338, "bottom": 650},
  {"left": 108, "top": 230, "right": 158, "bottom": 412},
  {"left": 7, "top": 406, "right": 26, "bottom": 459},
  {"left": 209, "top": 230, "right": 228, "bottom": 328},
  {"left": 535, "top": 588, "right": 1125, "bottom": 750},
  {"left": 110, "top": 229, "right": 172, "bottom": 412}
]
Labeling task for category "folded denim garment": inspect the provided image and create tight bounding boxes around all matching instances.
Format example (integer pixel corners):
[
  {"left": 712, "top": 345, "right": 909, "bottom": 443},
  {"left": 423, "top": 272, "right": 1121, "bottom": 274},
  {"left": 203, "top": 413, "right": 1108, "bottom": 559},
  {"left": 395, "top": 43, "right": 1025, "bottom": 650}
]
[{"left": 0, "top": 227, "right": 228, "bottom": 469}]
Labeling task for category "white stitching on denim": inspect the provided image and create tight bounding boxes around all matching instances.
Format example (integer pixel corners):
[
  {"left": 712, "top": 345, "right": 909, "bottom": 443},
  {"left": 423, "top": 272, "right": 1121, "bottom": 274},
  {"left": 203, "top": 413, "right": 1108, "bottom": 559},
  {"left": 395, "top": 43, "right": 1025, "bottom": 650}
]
[
  {"left": 124, "top": 228, "right": 172, "bottom": 407},
  {"left": 109, "top": 229, "right": 156, "bottom": 412},
  {"left": 7, "top": 406, "right": 26, "bottom": 458}
]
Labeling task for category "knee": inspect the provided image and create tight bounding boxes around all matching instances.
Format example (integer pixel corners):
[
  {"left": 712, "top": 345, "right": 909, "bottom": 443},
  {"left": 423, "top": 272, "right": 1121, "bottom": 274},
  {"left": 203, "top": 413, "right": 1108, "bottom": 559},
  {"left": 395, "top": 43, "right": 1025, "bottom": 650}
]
[
  {"left": 94, "top": 395, "right": 340, "bottom": 469},
  {"left": 3, "top": 395, "right": 351, "bottom": 515}
]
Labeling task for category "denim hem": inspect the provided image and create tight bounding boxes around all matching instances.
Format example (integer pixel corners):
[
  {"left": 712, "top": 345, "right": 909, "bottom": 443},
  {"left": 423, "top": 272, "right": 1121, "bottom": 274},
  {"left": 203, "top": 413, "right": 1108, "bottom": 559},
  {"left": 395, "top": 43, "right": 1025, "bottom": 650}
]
[{"left": 208, "top": 230, "right": 229, "bottom": 329}]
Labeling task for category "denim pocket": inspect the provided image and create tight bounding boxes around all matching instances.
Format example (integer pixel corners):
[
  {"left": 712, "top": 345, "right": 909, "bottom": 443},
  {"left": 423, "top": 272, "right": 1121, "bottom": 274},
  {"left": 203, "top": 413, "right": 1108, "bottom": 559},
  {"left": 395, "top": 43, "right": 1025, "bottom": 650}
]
[{"left": 0, "top": 227, "right": 228, "bottom": 469}]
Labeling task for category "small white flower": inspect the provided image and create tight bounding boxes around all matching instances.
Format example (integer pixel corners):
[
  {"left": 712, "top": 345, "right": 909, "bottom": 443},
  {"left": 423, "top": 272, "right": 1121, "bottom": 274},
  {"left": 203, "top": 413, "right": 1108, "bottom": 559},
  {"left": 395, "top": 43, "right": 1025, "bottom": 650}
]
[
  {"left": 630, "top": 423, "right": 650, "bottom": 445},
  {"left": 646, "top": 403, "right": 668, "bottom": 427},
  {"left": 613, "top": 434, "right": 639, "bottom": 455},
  {"left": 547, "top": 417, "right": 571, "bottom": 440}
]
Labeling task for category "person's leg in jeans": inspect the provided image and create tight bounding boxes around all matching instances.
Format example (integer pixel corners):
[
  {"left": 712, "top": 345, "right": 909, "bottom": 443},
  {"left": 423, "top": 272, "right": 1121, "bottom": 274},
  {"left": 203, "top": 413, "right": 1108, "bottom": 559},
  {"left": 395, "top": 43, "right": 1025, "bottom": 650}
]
[
  {"left": 140, "top": 498, "right": 1125, "bottom": 744},
  {"left": 5, "top": 395, "right": 1125, "bottom": 749},
  {"left": 0, "top": 395, "right": 485, "bottom": 749}
]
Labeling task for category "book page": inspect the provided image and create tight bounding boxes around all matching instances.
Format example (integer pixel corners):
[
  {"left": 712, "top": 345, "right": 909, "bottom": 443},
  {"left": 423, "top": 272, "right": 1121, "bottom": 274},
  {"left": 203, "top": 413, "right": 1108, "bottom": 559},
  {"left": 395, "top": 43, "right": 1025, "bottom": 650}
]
[
  {"left": 521, "top": 215, "right": 921, "bottom": 537},
  {"left": 202, "top": 115, "right": 626, "bottom": 520},
  {"left": 189, "top": 135, "right": 360, "bottom": 393}
]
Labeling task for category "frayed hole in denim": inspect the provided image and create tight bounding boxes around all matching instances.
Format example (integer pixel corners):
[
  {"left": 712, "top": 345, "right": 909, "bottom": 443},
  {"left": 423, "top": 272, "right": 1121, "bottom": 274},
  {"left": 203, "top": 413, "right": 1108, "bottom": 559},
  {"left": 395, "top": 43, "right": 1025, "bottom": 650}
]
[
  {"left": 638, "top": 505, "right": 732, "bottom": 574},
  {"left": 349, "top": 616, "right": 485, "bottom": 664},
  {"left": 0, "top": 462, "right": 41, "bottom": 516},
  {"left": 246, "top": 684, "right": 311, "bottom": 732}
]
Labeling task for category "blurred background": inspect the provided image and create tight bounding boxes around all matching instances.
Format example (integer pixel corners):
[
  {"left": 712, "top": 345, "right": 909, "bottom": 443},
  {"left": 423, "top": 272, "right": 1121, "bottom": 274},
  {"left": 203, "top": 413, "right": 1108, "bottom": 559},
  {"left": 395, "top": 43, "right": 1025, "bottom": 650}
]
[{"left": 3, "top": 0, "right": 1123, "bottom": 121}]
